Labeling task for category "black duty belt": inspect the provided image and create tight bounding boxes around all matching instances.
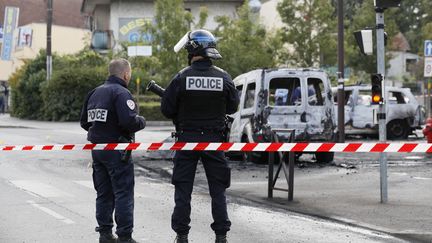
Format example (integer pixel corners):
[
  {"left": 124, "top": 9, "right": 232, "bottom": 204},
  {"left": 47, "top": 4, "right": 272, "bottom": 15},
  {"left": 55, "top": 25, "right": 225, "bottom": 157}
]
[{"left": 172, "top": 128, "right": 224, "bottom": 138}]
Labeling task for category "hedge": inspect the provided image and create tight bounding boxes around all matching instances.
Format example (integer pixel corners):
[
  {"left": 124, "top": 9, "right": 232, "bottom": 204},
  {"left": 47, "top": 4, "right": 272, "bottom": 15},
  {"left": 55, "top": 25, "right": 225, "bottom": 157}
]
[
  {"left": 41, "top": 67, "right": 106, "bottom": 121},
  {"left": 139, "top": 101, "right": 169, "bottom": 121}
]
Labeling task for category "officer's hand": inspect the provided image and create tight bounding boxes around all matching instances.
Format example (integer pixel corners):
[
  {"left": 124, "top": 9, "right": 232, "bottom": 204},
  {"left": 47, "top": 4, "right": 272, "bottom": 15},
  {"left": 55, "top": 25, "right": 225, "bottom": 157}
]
[{"left": 138, "top": 115, "right": 146, "bottom": 129}]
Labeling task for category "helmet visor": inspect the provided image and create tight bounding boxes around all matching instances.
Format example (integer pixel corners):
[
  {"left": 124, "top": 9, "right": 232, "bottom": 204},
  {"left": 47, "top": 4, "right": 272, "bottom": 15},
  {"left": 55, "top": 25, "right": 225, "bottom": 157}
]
[{"left": 174, "top": 32, "right": 190, "bottom": 53}]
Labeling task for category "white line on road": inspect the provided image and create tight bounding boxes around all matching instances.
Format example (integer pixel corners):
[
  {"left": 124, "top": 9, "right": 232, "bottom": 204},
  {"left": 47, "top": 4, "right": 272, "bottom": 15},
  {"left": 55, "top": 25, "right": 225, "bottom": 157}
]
[
  {"left": 10, "top": 180, "right": 73, "bottom": 198},
  {"left": 413, "top": 176, "right": 432, "bottom": 180},
  {"left": 27, "top": 200, "right": 75, "bottom": 225},
  {"left": 74, "top": 180, "right": 94, "bottom": 189}
]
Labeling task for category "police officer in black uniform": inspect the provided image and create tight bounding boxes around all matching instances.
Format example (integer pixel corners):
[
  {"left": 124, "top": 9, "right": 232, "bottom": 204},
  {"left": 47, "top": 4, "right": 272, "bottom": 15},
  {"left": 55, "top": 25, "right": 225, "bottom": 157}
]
[
  {"left": 80, "top": 58, "right": 146, "bottom": 243},
  {"left": 161, "top": 30, "right": 239, "bottom": 243}
]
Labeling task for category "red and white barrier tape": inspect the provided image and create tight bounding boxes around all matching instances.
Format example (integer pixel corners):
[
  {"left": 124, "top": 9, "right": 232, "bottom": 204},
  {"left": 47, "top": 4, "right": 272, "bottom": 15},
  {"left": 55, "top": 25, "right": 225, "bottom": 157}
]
[{"left": 1, "top": 142, "right": 431, "bottom": 153}]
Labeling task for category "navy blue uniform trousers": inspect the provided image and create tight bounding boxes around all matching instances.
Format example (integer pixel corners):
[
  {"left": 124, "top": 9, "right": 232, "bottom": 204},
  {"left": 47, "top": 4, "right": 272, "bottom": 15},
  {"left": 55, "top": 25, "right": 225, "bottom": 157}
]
[
  {"left": 92, "top": 150, "right": 134, "bottom": 238},
  {"left": 171, "top": 131, "right": 232, "bottom": 235}
]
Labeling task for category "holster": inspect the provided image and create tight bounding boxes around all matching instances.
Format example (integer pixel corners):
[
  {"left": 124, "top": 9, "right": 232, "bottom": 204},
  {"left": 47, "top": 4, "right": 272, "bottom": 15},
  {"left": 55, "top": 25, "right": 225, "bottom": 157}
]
[{"left": 119, "top": 135, "right": 134, "bottom": 163}]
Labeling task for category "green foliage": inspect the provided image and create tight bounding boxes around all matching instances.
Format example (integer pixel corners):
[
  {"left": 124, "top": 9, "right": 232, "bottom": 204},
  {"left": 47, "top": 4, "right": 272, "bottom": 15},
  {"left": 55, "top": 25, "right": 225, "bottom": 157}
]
[
  {"left": 214, "top": 1, "right": 281, "bottom": 78},
  {"left": 139, "top": 101, "right": 169, "bottom": 121},
  {"left": 394, "top": 0, "right": 432, "bottom": 54},
  {"left": 10, "top": 70, "right": 46, "bottom": 119},
  {"left": 9, "top": 50, "right": 50, "bottom": 119},
  {"left": 345, "top": 0, "right": 399, "bottom": 75},
  {"left": 141, "top": 0, "right": 194, "bottom": 86},
  {"left": 277, "top": 0, "right": 337, "bottom": 67},
  {"left": 9, "top": 49, "right": 110, "bottom": 121},
  {"left": 41, "top": 67, "right": 106, "bottom": 121}
]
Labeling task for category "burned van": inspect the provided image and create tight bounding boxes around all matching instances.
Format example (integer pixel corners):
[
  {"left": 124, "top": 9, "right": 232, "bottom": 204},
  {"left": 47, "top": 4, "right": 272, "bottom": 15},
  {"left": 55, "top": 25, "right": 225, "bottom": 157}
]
[{"left": 229, "top": 68, "right": 336, "bottom": 163}]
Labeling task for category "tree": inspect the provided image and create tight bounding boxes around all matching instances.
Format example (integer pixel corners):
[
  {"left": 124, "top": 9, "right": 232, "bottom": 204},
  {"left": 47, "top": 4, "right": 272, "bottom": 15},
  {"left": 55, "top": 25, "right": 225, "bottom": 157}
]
[
  {"left": 277, "top": 0, "right": 337, "bottom": 67},
  {"left": 213, "top": 1, "right": 281, "bottom": 78},
  {"left": 141, "top": 0, "right": 208, "bottom": 86},
  {"left": 393, "top": 0, "right": 432, "bottom": 54},
  {"left": 345, "top": 0, "right": 399, "bottom": 75}
]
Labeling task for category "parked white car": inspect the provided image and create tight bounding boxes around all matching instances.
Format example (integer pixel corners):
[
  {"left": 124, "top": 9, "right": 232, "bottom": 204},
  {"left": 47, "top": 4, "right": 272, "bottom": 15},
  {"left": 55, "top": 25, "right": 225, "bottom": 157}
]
[
  {"left": 334, "top": 85, "right": 425, "bottom": 139},
  {"left": 229, "top": 68, "right": 336, "bottom": 163}
]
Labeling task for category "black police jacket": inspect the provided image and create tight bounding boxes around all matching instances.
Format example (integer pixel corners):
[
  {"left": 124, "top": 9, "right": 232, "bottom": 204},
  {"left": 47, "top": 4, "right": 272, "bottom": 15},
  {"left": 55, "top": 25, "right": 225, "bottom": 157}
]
[
  {"left": 80, "top": 75, "right": 146, "bottom": 143},
  {"left": 161, "top": 59, "right": 239, "bottom": 131}
]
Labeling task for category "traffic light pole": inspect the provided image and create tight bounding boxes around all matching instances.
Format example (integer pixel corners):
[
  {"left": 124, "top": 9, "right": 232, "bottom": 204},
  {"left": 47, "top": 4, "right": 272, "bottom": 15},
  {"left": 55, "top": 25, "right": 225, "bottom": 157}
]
[{"left": 376, "top": 9, "right": 387, "bottom": 203}]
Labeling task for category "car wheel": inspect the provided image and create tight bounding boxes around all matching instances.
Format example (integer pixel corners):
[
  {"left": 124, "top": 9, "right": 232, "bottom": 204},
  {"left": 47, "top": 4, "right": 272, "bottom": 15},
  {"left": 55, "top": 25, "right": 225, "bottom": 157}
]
[
  {"left": 387, "top": 120, "right": 409, "bottom": 140},
  {"left": 315, "top": 152, "right": 334, "bottom": 164}
]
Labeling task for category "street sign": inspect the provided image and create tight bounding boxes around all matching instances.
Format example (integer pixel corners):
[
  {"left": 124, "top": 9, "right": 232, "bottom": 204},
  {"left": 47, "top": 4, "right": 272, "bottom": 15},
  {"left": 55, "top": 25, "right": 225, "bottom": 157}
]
[
  {"left": 425, "top": 40, "right": 432, "bottom": 57},
  {"left": 424, "top": 57, "right": 432, "bottom": 77},
  {"left": 127, "top": 45, "right": 152, "bottom": 57},
  {"left": 1, "top": 7, "right": 19, "bottom": 61}
]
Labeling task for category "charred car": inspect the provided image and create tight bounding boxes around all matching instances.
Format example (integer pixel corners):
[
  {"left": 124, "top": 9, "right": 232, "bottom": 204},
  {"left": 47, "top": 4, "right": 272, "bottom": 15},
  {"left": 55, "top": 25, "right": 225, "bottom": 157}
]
[
  {"left": 334, "top": 85, "right": 425, "bottom": 139},
  {"left": 229, "top": 68, "right": 336, "bottom": 163}
]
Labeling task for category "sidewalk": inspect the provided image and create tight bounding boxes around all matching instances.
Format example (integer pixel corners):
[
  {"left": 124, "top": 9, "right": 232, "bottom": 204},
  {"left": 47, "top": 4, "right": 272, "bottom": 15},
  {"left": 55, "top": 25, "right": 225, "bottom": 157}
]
[{"left": 138, "top": 153, "right": 432, "bottom": 243}]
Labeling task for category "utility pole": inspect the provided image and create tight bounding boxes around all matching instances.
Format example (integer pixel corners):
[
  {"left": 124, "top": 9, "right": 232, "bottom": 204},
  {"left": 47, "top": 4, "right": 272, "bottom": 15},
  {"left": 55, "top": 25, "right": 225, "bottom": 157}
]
[
  {"left": 375, "top": 7, "right": 387, "bottom": 203},
  {"left": 337, "top": 0, "right": 345, "bottom": 142},
  {"left": 47, "top": 0, "right": 53, "bottom": 81}
]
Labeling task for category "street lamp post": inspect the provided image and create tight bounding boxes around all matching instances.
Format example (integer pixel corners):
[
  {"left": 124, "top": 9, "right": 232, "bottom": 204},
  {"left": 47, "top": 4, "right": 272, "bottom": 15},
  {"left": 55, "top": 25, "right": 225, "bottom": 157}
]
[
  {"left": 47, "top": 0, "right": 53, "bottom": 81},
  {"left": 337, "top": 0, "right": 345, "bottom": 143}
]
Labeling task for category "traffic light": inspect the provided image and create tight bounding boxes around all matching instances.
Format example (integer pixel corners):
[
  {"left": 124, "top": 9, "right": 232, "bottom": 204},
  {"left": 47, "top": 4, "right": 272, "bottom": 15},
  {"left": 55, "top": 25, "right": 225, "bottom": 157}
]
[{"left": 371, "top": 74, "right": 383, "bottom": 104}]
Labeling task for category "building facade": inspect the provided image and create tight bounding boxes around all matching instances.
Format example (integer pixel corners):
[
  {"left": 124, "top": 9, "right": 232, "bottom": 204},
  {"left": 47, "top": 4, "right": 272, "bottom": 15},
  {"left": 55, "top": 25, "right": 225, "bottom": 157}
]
[
  {"left": 0, "top": 0, "right": 88, "bottom": 82},
  {"left": 0, "top": 23, "right": 90, "bottom": 81},
  {"left": 81, "top": 0, "right": 244, "bottom": 50}
]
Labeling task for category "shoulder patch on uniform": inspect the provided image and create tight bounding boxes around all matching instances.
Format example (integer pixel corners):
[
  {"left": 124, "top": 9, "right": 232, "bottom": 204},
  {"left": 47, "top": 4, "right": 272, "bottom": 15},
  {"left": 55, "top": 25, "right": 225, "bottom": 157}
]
[
  {"left": 186, "top": 76, "right": 223, "bottom": 91},
  {"left": 127, "top": 100, "right": 136, "bottom": 110}
]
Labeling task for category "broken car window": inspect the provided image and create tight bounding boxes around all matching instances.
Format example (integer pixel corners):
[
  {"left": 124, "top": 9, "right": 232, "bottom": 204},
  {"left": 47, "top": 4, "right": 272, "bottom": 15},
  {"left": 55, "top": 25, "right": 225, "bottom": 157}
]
[
  {"left": 268, "top": 77, "right": 301, "bottom": 106},
  {"left": 307, "top": 78, "right": 324, "bottom": 106},
  {"left": 357, "top": 91, "right": 372, "bottom": 106},
  {"left": 244, "top": 82, "right": 256, "bottom": 109},
  {"left": 388, "top": 91, "right": 408, "bottom": 104}
]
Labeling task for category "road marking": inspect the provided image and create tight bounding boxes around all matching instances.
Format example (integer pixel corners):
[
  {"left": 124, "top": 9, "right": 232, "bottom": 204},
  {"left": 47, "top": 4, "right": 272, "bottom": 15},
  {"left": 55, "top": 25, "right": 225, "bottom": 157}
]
[
  {"left": 392, "top": 172, "right": 408, "bottom": 176},
  {"left": 413, "top": 176, "right": 432, "bottom": 180},
  {"left": 27, "top": 200, "right": 75, "bottom": 224},
  {"left": 74, "top": 180, "right": 94, "bottom": 189},
  {"left": 404, "top": 156, "right": 424, "bottom": 160},
  {"left": 10, "top": 180, "right": 73, "bottom": 198}
]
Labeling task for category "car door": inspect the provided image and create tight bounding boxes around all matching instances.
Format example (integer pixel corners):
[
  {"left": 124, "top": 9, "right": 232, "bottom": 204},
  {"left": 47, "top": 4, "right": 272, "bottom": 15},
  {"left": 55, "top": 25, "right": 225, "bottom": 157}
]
[
  {"left": 265, "top": 72, "right": 306, "bottom": 138},
  {"left": 229, "top": 82, "right": 244, "bottom": 142},
  {"left": 238, "top": 79, "right": 257, "bottom": 142},
  {"left": 351, "top": 89, "right": 377, "bottom": 128}
]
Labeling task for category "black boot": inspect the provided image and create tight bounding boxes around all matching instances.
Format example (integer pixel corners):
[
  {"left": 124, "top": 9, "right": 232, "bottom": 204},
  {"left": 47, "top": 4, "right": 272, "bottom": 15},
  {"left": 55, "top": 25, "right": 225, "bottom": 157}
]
[
  {"left": 99, "top": 232, "right": 117, "bottom": 243},
  {"left": 117, "top": 236, "right": 138, "bottom": 243},
  {"left": 175, "top": 234, "right": 188, "bottom": 243},
  {"left": 215, "top": 234, "right": 227, "bottom": 243}
]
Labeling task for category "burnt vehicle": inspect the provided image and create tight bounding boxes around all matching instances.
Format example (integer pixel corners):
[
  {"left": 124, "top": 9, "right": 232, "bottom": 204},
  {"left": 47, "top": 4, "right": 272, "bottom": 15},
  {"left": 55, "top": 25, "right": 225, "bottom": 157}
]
[
  {"left": 334, "top": 85, "right": 425, "bottom": 139},
  {"left": 229, "top": 68, "right": 336, "bottom": 163}
]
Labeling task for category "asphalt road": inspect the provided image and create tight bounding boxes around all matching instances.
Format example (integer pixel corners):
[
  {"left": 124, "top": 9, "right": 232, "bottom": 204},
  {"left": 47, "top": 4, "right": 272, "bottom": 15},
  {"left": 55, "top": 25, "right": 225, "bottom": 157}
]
[{"left": 0, "top": 119, "right": 408, "bottom": 242}]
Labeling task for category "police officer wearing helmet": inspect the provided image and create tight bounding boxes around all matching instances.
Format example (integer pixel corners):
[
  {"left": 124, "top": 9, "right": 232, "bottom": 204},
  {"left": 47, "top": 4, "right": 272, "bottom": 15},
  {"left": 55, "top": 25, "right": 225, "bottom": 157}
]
[
  {"left": 161, "top": 29, "right": 239, "bottom": 243},
  {"left": 80, "top": 58, "right": 146, "bottom": 243}
]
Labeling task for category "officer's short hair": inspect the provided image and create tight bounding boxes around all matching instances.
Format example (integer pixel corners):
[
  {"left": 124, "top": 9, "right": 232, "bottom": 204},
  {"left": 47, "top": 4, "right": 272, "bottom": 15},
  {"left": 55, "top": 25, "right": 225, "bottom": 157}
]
[{"left": 108, "top": 58, "right": 131, "bottom": 77}]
